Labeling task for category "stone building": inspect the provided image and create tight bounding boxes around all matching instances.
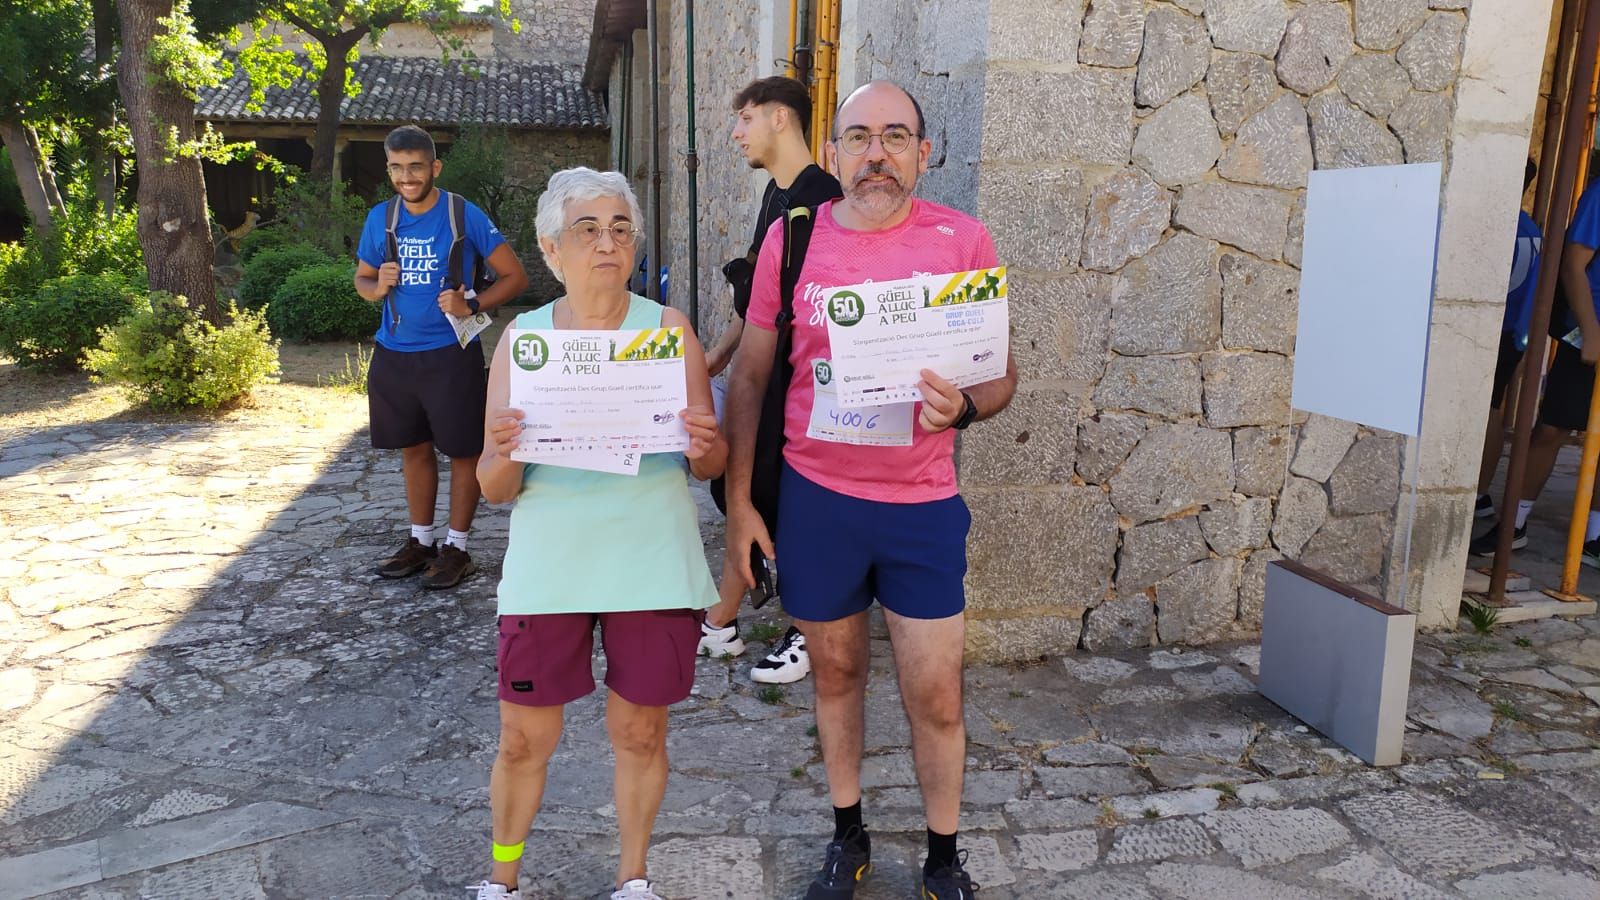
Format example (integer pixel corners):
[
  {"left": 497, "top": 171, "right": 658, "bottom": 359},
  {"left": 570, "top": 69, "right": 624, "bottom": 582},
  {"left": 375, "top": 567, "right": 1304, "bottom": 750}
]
[{"left": 587, "top": 0, "right": 1550, "bottom": 660}]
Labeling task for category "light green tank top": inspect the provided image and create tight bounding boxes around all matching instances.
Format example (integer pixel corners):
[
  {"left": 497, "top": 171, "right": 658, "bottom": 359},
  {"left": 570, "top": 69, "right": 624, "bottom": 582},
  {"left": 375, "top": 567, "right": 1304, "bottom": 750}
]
[{"left": 496, "top": 294, "right": 718, "bottom": 615}]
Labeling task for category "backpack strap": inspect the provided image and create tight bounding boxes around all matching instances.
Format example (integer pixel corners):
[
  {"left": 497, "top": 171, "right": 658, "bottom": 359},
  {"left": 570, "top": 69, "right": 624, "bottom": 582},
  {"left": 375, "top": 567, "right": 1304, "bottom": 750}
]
[
  {"left": 777, "top": 206, "right": 815, "bottom": 329},
  {"left": 445, "top": 190, "right": 466, "bottom": 290},
  {"left": 383, "top": 195, "right": 403, "bottom": 333}
]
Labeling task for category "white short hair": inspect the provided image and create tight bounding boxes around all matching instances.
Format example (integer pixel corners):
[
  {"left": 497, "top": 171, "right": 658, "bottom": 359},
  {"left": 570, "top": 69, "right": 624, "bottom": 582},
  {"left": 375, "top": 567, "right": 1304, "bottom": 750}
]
[{"left": 535, "top": 167, "right": 644, "bottom": 285}]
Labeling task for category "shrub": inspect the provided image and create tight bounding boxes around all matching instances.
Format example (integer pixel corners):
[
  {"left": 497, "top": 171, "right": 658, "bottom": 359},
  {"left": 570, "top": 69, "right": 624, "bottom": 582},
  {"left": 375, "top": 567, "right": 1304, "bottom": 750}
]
[
  {"left": 0, "top": 195, "right": 144, "bottom": 305},
  {"left": 266, "top": 172, "right": 367, "bottom": 260},
  {"left": 266, "top": 261, "right": 378, "bottom": 342},
  {"left": 84, "top": 292, "right": 280, "bottom": 410},
  {"left": 237, "top": 224, "right": 295, "bottom": 261},
  {"left": 0, "top": 272, "right": 144, "bottom": 370},
  {"left": 237, "top": 243, "right": 334, "bottom": 309}
]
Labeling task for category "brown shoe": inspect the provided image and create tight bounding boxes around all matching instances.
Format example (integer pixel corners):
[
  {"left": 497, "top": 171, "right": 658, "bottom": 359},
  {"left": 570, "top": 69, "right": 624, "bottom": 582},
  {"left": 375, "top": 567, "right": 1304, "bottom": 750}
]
[
  {"left": 421, "top": 544, "right": 476, "bottom": 589},
  {"left": 376, "top": 537, "right": 437, "bottom": 578}
]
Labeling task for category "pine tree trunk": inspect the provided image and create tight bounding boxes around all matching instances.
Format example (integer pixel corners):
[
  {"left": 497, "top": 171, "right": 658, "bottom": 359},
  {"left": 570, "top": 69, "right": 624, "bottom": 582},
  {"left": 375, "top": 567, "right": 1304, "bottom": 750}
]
[
  {"left": 307, "top": 31, "right": 362, "bottom": 182},
  {"left": 116, "top": 0, "right": 219, "bottom": 324},
  {"left": 0, "top": 119, "right": 60, "bottom": 235}
]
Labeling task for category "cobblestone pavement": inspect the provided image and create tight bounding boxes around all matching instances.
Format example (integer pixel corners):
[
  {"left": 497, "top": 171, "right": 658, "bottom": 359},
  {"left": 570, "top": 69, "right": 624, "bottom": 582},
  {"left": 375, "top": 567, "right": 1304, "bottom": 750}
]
[{"left": 3, "top": 418, "right": 1600, "bottom": 899}]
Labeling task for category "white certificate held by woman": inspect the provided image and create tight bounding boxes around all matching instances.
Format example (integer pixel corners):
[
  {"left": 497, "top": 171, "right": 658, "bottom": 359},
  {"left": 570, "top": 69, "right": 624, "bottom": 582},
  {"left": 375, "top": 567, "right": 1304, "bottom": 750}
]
[
  {"left": 507, "top": 326, "right": 691, "bottom": 458},
  {"left": 823, "top": 267, "right": 1009, "bottom": 408}
]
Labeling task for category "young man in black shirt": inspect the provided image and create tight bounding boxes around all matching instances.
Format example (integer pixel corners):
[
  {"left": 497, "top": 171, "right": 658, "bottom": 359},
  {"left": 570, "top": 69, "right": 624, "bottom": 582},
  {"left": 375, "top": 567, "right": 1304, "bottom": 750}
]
[{"left": 699, "top": 76, "right": 843, "bottom": 684}]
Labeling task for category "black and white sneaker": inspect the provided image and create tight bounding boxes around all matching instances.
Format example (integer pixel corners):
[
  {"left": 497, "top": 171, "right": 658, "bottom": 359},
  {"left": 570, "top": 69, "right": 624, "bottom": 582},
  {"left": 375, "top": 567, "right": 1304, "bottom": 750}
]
[
  {"left": 1583, "top": 538, "right": 1600, "bottom": 569},
  {"left": 1475, "top": 494, "right": 1496, "bottom": 519},
  {"left": 752, "top": 626, "right": 810, "bottom": 684},
  {"left": 920, "top": 850, "right": 980, "bottom": 899},
  {"left": 805, "top": 826, "right": 871, "bottom": 899},
  {"left": 1470, "top": 520, "right": 1527, "bottom": 556}
]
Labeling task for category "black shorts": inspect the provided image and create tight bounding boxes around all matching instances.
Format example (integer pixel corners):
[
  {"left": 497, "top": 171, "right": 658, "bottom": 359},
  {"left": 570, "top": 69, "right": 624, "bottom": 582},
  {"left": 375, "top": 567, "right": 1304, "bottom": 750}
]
[
  {"left": 1491, "top": 330, "right": 1524, "bottom": 409},
  {"left": 1539, "top": 339, "right": 1596, "bottom": 432},
  {"left": 368, "top": 342, "right": 487, "bottom": 458}
]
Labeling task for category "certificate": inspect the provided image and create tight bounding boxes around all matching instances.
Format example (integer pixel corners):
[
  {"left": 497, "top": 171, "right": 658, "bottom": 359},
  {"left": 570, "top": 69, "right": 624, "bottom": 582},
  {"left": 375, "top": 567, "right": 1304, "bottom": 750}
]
[
  {"left": 823, "top": 268, "right": 1008, "bottom": 408},
  {"left": 805, "top": 359, "right": 913, "bottom": 446},
  {"left": 507, "top": 327, "right": 690, "bottom": 460}
]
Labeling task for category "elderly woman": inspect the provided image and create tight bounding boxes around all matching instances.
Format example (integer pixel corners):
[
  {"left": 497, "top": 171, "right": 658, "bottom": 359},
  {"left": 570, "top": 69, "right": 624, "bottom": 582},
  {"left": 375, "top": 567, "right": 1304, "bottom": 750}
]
[{"left": 468, "top": 168, "right": 724, "bottom": 900}]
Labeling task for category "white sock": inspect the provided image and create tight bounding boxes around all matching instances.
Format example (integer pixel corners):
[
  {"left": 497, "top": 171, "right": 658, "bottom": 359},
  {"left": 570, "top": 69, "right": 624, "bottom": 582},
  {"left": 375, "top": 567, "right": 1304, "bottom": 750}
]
[
  {"left": 1587, "top": 511, "right": 1600, "bottom": 542},
  {"left": 1516, "top": 500, "right": 1534, "bottom": 529},
  {"left": 411, "top": 523, "right": 435, "bottom": 546},
  {"left": 446, "top": 528, "right": 469, "bottom": 551}
]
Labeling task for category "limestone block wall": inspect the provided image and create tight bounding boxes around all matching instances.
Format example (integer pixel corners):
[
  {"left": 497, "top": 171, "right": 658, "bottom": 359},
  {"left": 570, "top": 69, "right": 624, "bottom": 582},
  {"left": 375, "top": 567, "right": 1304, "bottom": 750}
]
[
  {"left": 499, "top": 0, "right": 596, "bottom": 64},
  {"left": 503, "top": 129, "right": 612, "bottom": 300},
  {"left": 942, "top": 0, "right": 1473, "bottom": 658}
]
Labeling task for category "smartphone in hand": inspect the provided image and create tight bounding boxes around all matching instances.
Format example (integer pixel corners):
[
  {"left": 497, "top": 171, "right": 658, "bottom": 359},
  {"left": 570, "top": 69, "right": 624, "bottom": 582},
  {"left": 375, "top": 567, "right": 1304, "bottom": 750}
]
[{"left": 749, "top": 546, "right": 777, "bottom": 609}]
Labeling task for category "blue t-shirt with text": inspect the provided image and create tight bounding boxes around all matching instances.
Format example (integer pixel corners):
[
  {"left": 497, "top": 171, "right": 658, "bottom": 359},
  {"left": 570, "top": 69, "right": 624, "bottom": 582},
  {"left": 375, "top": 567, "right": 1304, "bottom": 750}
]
[
  {"left": 1561, "top": 181, "right": 1600, "bottom": 339},
  {"left": 357, "top": 191, "right": 506, "bottom": 352}
]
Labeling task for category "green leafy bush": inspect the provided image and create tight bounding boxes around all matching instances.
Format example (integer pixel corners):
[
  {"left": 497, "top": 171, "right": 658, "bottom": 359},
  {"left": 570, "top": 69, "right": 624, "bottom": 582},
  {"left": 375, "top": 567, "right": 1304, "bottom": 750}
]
[
  {"left": 0, "top": 272, "right": 143, "bottom": 370},
  {"left": 237, "top": 224, "right": 295, "bottom": 261},
  {"left": 266, "top": 172, "right": 367, "bottom": 260},
  {"left": 237, "top": 243, "right": 333, "bottom": 309},
  {"left": 84, "top": 292, "right": 280, "bottom": 410},
  {"left": 0, "top": 195, "right": 144, "bottom": 304},
  {"left": 266, "top": 261, "right": 378, "bottom": 342}
]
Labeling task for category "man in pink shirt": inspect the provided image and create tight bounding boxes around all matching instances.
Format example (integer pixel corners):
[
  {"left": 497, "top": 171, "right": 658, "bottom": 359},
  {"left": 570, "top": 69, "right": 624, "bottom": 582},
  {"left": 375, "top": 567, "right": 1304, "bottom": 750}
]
[{"left": 724, "top": 81, "right": 1016, "bottom": 900}]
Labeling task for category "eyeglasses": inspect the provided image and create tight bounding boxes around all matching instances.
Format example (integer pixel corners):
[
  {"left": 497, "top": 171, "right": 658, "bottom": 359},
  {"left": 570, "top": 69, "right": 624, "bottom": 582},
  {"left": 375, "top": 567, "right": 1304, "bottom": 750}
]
[
  {"left": 385, "top": 163, "right": 432, "bottom": 178},
  {"left": 565, "top": 220, "right": 640, "bottom": 247},
  {"left": 834, "top": 126, "right": 919, "bottom": 156}
]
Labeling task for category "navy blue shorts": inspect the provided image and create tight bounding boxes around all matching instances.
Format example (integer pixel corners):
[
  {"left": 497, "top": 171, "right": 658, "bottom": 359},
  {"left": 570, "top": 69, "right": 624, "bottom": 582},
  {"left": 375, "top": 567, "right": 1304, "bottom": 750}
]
[{"left": 776, "top": 463, "right": 971, "bottom": 622}]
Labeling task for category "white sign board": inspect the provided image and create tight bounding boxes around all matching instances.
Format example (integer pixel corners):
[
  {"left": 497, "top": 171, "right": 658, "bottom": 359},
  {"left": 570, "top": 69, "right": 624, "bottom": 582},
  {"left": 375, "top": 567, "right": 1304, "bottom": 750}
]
[{"left": 1291, "top": 163, "right": 1443, "bottom": 436}]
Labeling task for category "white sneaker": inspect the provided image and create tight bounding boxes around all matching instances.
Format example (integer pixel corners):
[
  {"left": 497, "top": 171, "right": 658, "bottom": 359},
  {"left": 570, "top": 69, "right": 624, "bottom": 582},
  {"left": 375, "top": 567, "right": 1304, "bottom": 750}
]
[
  {"left": 751, "top": 626, "right": 810, "bottom": 684},
  {"left": 698, "top": 617, "right": 746, "bottom": 658},
  {"left": 611, "top": 878, "right": 664, "bottom": 900},
  {"left": 465, "top": 881, "right": 521, "bottom": 900}
]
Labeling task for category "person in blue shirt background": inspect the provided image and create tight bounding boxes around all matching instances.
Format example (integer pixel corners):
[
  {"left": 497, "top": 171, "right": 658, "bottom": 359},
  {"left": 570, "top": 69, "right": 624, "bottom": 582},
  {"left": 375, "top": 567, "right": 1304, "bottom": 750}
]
[
  {"left": 1474, "top": 159, "right": 1542, "bottom": 523},
  {"left": 354, "top": 125, "right": 529, "bottom": 589},
  {"left": 1473, "top": 164, "right": 1600, "bottom": 567}
]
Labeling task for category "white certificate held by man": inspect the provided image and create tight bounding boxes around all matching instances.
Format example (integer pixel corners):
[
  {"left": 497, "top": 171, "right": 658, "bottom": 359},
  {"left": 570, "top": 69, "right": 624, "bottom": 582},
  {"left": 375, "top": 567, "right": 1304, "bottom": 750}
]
[
  {"left": 823, "top": 267, "right": 1008, "bottom": 408},
  {"left": 506, "top": 327, "right": 690, "bottom": 459}
]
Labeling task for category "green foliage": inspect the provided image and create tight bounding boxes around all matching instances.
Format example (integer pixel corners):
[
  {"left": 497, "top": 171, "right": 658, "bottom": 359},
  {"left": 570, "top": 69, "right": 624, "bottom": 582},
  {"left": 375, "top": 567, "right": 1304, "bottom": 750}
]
[
  {"left": 0, "top": 0, "right": 92, "bottom": 119},
  {"left": 0, "top": 272, "right": 143, "bottom": 370},
  {"left": 318, "top": 343, "right": 373, "bottom": 394},
  {"left": 238, "top": 243, "right": 335, "bottom": 310},
  {"left": 267, "top": 173, "right": 368, "bottom": 259},
  {"left": 0, "top": 195, "right": 144, "bottom": 304},
  {"left": 85, "top": 293, "right": 280, "bottom": 410},
  {"left": 266, "top": 261, "right": 378, "bottom": 342},
  {"left": 149, "top": 0, "right": 232, "bottom": 100},
  {"left": 1464, "top": 602, "right": 1500, "bottom": 635},
  {"left": 238, "top": 225, "right": 298, "bottom": 261},
  {"left": 438, "top": 125, "right": 544, "bottom": 256},
  {"left": 0, "top": 148, "right": 23, "bottom": 221}
]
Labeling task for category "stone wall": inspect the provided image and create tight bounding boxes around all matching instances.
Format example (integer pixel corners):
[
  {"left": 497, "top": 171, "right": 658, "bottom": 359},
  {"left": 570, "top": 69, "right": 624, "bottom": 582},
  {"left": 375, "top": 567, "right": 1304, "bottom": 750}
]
[
  {"left": 624, "top": 0, "right": 1541, "bottom": 659},
  {"left": 498, "top": 0, "right": 596, "bottom": 64},
  {"left": 502, "top": 128, "right": 613, "bottom": 300},
  {"left": 952, "top": 0, "right": 1473, "bottom": 658}
]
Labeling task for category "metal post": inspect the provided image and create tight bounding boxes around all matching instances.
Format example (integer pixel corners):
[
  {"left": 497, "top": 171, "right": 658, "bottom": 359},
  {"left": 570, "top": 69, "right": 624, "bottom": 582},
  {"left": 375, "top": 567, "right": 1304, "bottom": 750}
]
[
  {"left": 1560, "top": 364, "right": 1600, "bottom": 596},
  {"left": 1537, "top": 0, "right": 1584, "bottom": 232},
  {"left": 1492, "top": 0, "right": 1600, "bottom": 603},
  {"left": 685, "top": 0, "right": 700, "bottom": 331},
  {"left": 646, "top": 0, "right": 663, "bottom": 302}
]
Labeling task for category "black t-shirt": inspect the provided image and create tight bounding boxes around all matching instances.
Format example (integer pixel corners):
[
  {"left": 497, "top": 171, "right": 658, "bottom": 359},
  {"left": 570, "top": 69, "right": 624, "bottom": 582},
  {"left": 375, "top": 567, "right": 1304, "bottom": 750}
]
[{"left": 730, "top": 164, "right": 843, "bottom": 319}]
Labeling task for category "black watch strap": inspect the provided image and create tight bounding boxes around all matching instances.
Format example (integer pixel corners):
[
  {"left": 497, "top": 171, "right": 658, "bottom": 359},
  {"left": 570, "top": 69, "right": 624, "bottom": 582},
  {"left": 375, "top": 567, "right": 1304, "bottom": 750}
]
[
  {"left": 953, "top": 391, "right": 978, "bottom": 430},
  {"left": 466, "top": 295, "right": 481, "bottom": 315}
]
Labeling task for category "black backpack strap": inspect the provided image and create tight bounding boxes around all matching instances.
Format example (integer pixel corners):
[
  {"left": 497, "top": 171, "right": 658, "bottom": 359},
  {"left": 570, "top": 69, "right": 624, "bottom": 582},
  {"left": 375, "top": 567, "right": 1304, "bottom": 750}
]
[
  {"left": 383, "top": 195, "right": 403, "bottom": 333},
  {"left": 778, "top": 206, "right": 815, "bottom": 328},
  {"left": 445, "top": 190, "right": 466, "bottom": 290}
]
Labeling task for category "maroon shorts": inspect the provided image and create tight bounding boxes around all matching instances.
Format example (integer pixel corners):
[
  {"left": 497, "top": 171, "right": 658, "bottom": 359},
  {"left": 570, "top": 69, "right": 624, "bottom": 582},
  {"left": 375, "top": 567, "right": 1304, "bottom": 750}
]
[{"left": 496, "top": 609, "right": 705, "bottom": 707}]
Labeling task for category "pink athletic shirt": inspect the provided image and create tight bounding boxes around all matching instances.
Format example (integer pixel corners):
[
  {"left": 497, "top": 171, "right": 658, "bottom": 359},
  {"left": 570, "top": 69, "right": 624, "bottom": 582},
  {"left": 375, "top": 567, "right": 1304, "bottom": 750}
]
[{"left": 746, "top": 198, "right": 1000, "bottom": 503}]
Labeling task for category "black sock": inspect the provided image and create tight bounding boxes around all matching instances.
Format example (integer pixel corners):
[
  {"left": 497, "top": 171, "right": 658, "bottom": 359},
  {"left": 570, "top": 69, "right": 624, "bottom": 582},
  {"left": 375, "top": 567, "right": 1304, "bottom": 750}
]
[
  {"left": 832, "top": 802, "right": 863, "bottom": 842},
  {"left": 925, "top": 828, "right": 958, "bottom": 876}
]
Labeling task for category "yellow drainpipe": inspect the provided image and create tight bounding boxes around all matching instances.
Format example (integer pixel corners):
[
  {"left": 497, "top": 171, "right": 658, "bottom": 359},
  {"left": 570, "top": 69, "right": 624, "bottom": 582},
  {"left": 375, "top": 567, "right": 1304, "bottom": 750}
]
[
  {"left": 786, "top": 0, "right": 798, "bottom": 79},
  {"left": 810, "top": 0, "right": 839, "bottom": 159}
]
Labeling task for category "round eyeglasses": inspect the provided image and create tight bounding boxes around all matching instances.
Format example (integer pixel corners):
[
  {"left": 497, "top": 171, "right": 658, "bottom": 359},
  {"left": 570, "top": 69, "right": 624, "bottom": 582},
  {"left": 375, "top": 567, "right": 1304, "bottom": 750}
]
[
  {"left": 565, "top": 221, "right": 640, "bottom": 247},
  {"left": 834, "top": 126, "right": 919, "bottom": 156}
]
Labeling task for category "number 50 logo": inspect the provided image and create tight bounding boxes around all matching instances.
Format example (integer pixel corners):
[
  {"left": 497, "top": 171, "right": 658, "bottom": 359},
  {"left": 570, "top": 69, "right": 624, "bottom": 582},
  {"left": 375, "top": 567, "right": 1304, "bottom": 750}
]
[{"left": 827, "top": 290, "right": 865, "bottom": 327}]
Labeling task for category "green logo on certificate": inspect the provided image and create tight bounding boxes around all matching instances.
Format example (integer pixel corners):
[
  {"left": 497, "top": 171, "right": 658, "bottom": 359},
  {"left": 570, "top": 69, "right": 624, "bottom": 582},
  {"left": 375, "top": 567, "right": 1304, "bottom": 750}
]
[
  {"left": 827, "top": 290, "right": 865, "bottom": 327},
  {"left": 513, "top": 333, "right": 550, "bottom": 371},
  {"left": 814, "top": 360, "right": 833, "bottom": 385}
]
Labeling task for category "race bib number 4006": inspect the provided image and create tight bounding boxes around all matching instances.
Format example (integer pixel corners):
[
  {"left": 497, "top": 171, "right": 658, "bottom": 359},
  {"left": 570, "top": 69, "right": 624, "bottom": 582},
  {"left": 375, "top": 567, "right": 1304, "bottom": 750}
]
[{"left": 805, "top": 359, "right": 913, "bottom": 446}]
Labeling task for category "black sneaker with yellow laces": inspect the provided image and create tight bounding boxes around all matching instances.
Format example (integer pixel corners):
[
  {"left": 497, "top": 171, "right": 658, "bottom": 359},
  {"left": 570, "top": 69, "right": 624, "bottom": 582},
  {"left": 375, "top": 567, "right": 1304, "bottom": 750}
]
[
  {"left": 921, "top": 849, "right": 979, "bottom": 899},
  {"left": 805, "top": 826, "right": 871, "bottom": 899}
]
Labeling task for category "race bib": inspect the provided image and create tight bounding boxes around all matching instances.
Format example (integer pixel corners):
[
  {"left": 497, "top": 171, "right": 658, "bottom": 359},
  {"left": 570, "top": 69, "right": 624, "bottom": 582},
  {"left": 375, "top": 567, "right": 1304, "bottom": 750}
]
[
  {"left": 446, "top": 289, "right": 493, "bottom": 348},
  {"left": 805, "top": 359, "right": 913, "bottom": 446}
]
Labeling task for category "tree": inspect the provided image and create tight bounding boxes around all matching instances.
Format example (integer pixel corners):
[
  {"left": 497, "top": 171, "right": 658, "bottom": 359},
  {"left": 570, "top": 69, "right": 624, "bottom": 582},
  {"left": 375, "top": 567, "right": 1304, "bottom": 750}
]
[
  {"left": 117, "top": 0, "right": 222, "bottom": 322},
  {"left": 233, "top": 1, "right": 512, "bottom": 182},
  {"left": 0, "top": 0, "right": 91, "bottom": 234}
]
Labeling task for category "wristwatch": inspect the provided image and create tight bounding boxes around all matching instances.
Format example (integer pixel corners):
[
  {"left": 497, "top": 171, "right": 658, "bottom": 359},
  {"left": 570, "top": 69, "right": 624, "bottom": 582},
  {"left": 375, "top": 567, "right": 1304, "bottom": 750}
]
[
  {"left": 465, "top": 295, "right": 481, "bottom": 315},
  {"left": 953, "top": 391, "right": 978, "bottom": 430}
]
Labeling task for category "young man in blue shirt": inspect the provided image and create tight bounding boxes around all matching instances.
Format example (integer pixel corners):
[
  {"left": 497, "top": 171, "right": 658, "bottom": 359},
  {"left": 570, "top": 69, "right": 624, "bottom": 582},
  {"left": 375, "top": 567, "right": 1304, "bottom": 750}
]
[
  {"left": 1473, "top": 173, "right": 1600, "bottom": 566},
  {"left": 354, "top": 125, "right": 529, "bottom": 588}
]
